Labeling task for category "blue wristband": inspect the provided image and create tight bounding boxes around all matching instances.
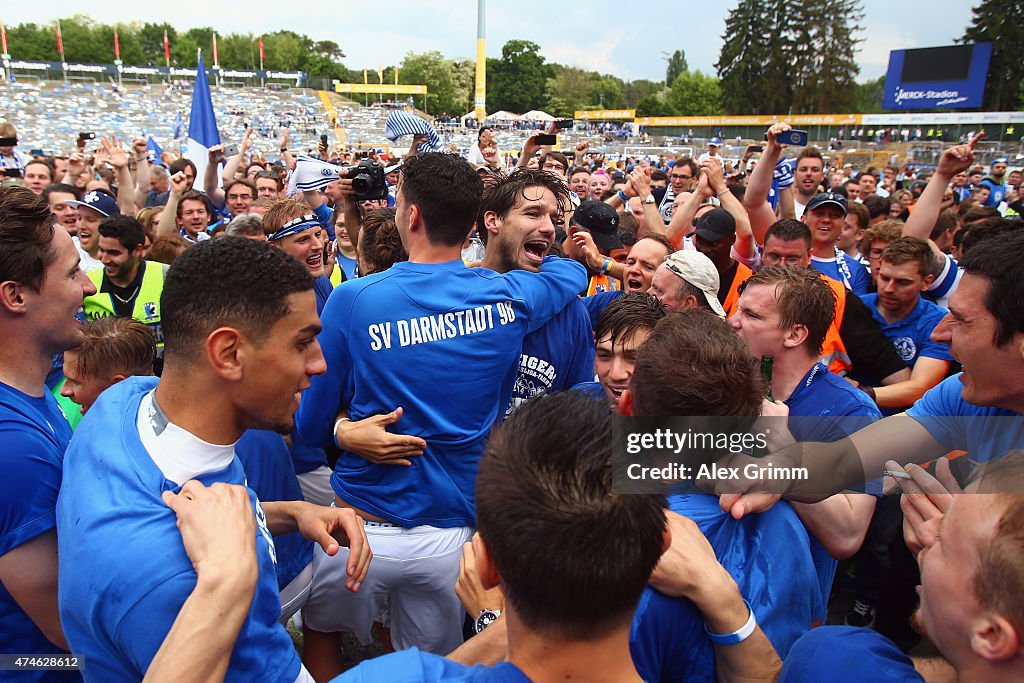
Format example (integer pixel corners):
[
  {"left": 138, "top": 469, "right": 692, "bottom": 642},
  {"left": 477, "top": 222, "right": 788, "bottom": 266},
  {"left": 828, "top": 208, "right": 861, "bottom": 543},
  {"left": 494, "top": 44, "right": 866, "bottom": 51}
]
[
  {"left": 704, "top": 599, "right": 757, "bottom": 645},
  {"left": 617, "top": 189, "right": 629, "bottom": 203}
]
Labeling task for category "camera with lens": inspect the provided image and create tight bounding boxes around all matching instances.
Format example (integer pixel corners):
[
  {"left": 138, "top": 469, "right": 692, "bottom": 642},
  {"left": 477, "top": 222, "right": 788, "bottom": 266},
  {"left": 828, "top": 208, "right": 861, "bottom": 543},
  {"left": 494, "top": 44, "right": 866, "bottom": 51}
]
[{"left": 346, "top": 159, "right": 388, "bottom": 201}]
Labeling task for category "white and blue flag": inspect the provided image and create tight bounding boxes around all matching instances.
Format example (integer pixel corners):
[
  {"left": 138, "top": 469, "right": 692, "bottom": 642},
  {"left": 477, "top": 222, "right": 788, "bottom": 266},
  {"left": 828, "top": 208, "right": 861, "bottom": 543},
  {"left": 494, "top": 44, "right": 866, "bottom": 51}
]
[{"left": 186, "top": 52, "right": 220, "bottom": 191}]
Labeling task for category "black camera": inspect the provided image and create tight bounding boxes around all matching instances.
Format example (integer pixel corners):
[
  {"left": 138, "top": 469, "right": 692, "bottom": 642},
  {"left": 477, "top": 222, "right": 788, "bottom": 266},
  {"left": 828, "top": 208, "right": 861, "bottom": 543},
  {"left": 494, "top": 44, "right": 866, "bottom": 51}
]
[{"left": 346, "top": 159, "right": 388, "bottom": 201}]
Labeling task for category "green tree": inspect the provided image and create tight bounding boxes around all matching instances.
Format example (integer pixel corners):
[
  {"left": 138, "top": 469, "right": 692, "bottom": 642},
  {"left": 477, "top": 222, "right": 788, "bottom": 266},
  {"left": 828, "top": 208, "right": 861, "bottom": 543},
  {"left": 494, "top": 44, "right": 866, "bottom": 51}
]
[
  {"left": 451, "top": 60, "right": 476, "bottom": 114},
  {"left": 488, "top": 39, "right": 552, "bottom": 113},
  {"left": 622, "top": 79, "right": 663, "bottom": 109},
  {"left": 665, "top": 49, "right": 688, "bottom": 86},
  {"left": 8, "top": 23, "right": 53, "bottom": 61},
  {"left": 789, "top": 0, "right": 862, "bottom": 113},
  {"left": 853, "top": 76, "right": 885, "bottom": 114},
  {"left": 636, "top": 93, "right": 678, "bottom": 117},
  {"left": 668, "top": 71, "right": 724, "bottom": 116},
  {"left": 963, "top": 0, "right": 1024, "bottom": 111},
  {"left": 138, "top": 22, "right": 176, "bottom": 65},
  {"left": 545, "top": 65, "right": 594, "bottom": 115},
  {"left": 717, "top": 0, "right": 789, "bottom": 114},
  {"left": 400, "top": 51, "right": 461, "bottom": 114},
  {"left": 590, "top": 76, "right": 624, "bottom": 110}
]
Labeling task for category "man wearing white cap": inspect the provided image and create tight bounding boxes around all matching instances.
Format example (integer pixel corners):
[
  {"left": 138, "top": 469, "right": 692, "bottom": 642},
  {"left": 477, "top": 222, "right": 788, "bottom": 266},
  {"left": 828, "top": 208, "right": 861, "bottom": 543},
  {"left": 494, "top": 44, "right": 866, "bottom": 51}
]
[{"left": 647, "top": 249, "right": 727, "bottom": 316}]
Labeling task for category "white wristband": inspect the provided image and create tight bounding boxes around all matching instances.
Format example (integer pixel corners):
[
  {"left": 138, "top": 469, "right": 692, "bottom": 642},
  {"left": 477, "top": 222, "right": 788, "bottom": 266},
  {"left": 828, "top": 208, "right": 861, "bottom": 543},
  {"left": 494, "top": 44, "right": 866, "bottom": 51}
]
[
  {"left": 704, "top": 599, "right": 757, "bottom": 645},
  {"left": 333, "top": 417, "right": 350, "bottom": 449}
]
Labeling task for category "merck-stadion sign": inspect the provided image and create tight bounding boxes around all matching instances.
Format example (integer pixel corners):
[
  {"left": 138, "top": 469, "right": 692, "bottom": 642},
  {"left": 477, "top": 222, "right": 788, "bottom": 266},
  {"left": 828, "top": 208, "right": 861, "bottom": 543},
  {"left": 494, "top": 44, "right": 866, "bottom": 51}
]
[{"left": 883, "top": 43, "right": 992, "bottom": 110}]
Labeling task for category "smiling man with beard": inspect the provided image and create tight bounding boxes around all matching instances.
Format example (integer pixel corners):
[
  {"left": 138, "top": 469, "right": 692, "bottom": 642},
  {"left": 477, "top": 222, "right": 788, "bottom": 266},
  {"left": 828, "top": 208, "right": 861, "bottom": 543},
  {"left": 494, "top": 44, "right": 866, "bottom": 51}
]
[{"left": 478, "top": 169, "right": 596, "bottom": 415}]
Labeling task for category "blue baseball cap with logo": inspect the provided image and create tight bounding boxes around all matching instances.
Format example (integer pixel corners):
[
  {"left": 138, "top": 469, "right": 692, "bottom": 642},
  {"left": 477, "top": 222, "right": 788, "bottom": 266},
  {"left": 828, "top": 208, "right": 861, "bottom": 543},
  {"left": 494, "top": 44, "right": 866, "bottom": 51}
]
[
  {"left": 708, "top": 136, "right": 723, "bottom": 146},
  {"left": 66, "top": 189, "right": 121, "bottom": 217}
]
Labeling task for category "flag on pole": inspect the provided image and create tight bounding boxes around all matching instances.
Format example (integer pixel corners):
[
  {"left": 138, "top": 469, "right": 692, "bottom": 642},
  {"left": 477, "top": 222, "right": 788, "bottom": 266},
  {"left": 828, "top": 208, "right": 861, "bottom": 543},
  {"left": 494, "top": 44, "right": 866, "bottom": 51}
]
[
  {"left": 172, "top": 112, "right": 185, "bottom": 140},
  {"left": 1, "top": 22, "right": 9, "bottom": 54},
  {"left": 377, "top": 65, "right": 383, "bottom": 84},
  {"left": 114, "top": 29, "right": 120, "bottom": 60},
  {"left": 363, "top": 69, "right": 368, "bottom": 85},
  {"left": 146, "top": 136, "right": 165, "bottom": 166},
  {"left": 186, "top": 51, "right": 220, "bottom": 191},
  {"left": 163, "top": 30, "right": 170, "bottom": 66},
  {"left": 212, "top": 33, "right": 219, "bottom": 68},
  {"left": 56, "top": 22, "right": 65, "bottom": 61},
  {"left": 259, "top": 36, "right": 265, "bottom": 70},
  {"left": 394, "top": 67, "right": 399, "bottom": 85}
]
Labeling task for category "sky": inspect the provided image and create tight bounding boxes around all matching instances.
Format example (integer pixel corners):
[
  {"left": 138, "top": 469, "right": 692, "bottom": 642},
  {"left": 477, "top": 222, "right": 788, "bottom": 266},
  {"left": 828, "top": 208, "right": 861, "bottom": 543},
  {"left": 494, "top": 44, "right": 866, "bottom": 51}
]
[{"left": 3, "top": 1, "right": 976, "bottom": 84}]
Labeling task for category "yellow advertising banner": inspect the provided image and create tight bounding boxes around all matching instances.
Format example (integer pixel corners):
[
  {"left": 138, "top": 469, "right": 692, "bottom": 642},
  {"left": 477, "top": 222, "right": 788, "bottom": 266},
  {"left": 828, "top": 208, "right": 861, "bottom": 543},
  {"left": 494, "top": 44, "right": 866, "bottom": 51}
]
[
  {"left": 634, "top": 114, "right": 862, "bottom": 127},
  {"left": 335, "top": 83, "right": 427, "bottom": 95}
]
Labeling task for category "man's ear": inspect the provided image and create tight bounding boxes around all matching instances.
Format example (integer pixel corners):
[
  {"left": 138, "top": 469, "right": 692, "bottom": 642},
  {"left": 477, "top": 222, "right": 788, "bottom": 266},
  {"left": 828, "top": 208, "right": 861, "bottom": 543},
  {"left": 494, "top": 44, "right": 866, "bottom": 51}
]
[
  {"left": 482, "top": 210, "right": 501, "bottom": 240},
  {"left": 205, "top": 327, "right": 245, "bottom": 381},
  {"left": 0, "top": 280, "right": 27, "bottom": 315},
  {"left": 472, "top": 533, "right": 502, "bottom": 591},
  {"left": 617, "top": 389, "right": 635, "bottom": 416},
  {"left": 782, "top": 323, "right": 810, "bottom": 349},
  {"left": 109, "top": 373, "right": 128, "bottom": 385},
  {"left": 971, "top": 613, "right": 1020, "bottom": 662}
]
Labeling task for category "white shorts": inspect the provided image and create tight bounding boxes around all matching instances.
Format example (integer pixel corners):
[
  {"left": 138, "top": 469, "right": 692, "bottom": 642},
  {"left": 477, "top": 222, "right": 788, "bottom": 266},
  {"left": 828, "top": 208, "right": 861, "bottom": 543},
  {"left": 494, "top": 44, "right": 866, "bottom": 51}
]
[
  {"left": 296, "top": 465, "right": 335, "bottom": 507},
  {"left": 302, "top": 520, "right": 473, "bottom": 654},
  {"left": 279, "top": 561, "right": 313, "bottom": 624}
]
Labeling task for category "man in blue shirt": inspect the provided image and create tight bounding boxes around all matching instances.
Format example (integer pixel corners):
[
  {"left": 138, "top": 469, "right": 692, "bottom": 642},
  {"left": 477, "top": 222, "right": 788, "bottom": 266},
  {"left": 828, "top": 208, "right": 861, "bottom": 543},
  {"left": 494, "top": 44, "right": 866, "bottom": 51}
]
[
  {"left": 295, "top": 153, "right": 587, "bottom": 676},
  {"left": 57, "top": 237, "right": 371, "bottom": 683},
  {"left": 720, "top": 228, "right": 1024, "bottom": 521},
  {"left": 476, "top": 169, "right": 595, "bottom": 415},
  {"left": 0, "top": 186, "right": 97, "bottom": 681},
  {"left": 730, "top": 266, "right": 880, "bottom": 623},
  {"left": 978, "top": 157, "right": 1008, "bottom": 209}
]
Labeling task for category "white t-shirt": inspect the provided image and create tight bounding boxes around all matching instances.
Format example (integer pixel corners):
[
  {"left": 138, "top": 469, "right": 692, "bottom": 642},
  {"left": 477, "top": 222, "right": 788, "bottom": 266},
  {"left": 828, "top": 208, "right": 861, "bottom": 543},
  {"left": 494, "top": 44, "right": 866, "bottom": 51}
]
[{"left": 73, "top": 235, "right": 104, "bottom": 272}]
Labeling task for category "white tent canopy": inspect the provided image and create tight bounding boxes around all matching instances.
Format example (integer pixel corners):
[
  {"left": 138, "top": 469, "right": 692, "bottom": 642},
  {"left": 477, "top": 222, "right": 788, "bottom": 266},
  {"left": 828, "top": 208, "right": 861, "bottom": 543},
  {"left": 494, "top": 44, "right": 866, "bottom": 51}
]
[
  {"left": 487, "top": 110, "right": 521, "bottom": 121},
  {"left": 521, "top": 109, "right": 555, "bottom": 121}
]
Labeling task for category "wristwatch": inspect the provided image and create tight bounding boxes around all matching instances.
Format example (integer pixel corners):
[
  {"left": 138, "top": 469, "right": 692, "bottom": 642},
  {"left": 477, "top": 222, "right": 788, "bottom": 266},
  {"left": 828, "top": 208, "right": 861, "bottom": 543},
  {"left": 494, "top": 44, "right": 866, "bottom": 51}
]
[
  {"left": 641, "top": 194, "right": 656, "bottom": 204},
  {"left": 474, "top": 608, "right": 502, "bottom": 634}
]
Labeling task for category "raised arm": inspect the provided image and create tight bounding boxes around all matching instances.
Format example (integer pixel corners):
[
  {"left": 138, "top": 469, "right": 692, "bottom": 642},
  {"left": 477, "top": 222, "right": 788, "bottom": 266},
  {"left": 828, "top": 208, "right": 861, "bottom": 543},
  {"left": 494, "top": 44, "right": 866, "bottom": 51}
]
[
  {"left": 278, "top": 129, "right": 295, "bottom": 170},
  {"left": 132, "top": 138, "right": 152, "bottom": 209},
  {"left": 666, "top": 174, "right": 711, "bottom": 249},
  {"left": 204, "top": 145, "right": 226, "bottom": 208},
  {"left": 97, "top": 136, "right": 137, "bottom": 216},
  {"left": 157, "top": 172, "right": 190, "bottom": 239},
  {"left": 744, "top": 123, "right": 792, "bottom": 245},
  {"left": 220, "top": 129, "right": 252, "bottom": 187}
]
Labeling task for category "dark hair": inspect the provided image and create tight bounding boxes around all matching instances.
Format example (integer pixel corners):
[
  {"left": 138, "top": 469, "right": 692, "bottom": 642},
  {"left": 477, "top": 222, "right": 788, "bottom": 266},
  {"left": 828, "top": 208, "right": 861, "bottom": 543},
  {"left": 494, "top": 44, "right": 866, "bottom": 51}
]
[
  {"left": 931, "top": 208, "right": 959, "bottom": 241},
  {"left": 959, "top": 225, "right": 1024, "bottom": 347},
  {"left": 541, "top": 151, "right": 569, "bottom": 172},
  {"left": 98, "top": 215, "right": 146, "bottom": 252},
  {"left": 160, "top": 237, "right": 313, "bottom": 362},
  {"left": 569, "top": 167, "right": 591, "bottom": 180},
  {"left": 477, "top": 126, "right": 493, "bottom": 140},
  {"left": 478, "top": 169, "right": 569, "bottom": 246},
  {"left": 846, "top": 201, "right": 870, "bottom": 231},
  {"left": 475, "top": 392, "right": 666, "bottom": 640},
  {"left": 176, "top": 190, "right": 211, "bottom": 219},
  {"left": 862, "top": 195, "right": 889, "bottom": 220},
  {"left": 673, "top": 157, "right": 698, "bottom": 178},
  {"left": 69, "top": 317, "right": 156, "bottom": 380},
  {"left": 765, "top": 218, "right": 812, "bottom": 248},
  {"left": 739, "top": 266, "right": 836, "bottom": 356},
  {"left": 595, "top": 292, "right": 667, "bottom": 348},
  {"left": 962, "top": 204, "right": 1000, "bottom": 225},
  {"left": 148, "top": 235, "right": 188, "bottom": 265},
  {"left": 650, "top": 169, "right": 668, "bottom": 183},
  {"left": 631, "top": 309, "right": 765, "bottom": 416},
  {"left": 254, "top": 170, "right": 284, "bottom": 191},
  {"left": 0, "top": 186, "right": 58, "bottom": 292},
  {"left": 881, "top": 236, "right": 935, "bottom": 278},
  {"left": 43, "top": 183, "right": 81, "bottom": 203},
  {"left": 224, "top": 178, "right": 256, "bottom": 199},
  {"left": 399, "top": 153, "right": 483, "bottom": 247},
  {"left": 618, "top": 222, "right": 638, "bottom": 246},
  {"left": 169, "top": 158, "right": 197, "bottom": 179},
  {"left": 24, "top": 159, "right": 54, "bottom": 178},
  {"left": 359, "top": 207, "right": 405, "bottom": 275}
]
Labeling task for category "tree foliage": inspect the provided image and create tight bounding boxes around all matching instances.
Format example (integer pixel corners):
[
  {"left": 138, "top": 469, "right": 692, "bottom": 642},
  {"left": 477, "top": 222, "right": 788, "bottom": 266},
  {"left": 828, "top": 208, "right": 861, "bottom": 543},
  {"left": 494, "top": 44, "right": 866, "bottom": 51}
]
[
  {"left": 487, "top": 40, "right": 553, "bottom": 113},
  {"left": 665, "top": 49, "right": 688, "bottom": 86},
  {"left": 717, "top": 0, "right": 862, "bottom": 114},
  {"left": 963, "top": 0, "right": 1024, "bottom": 111}
]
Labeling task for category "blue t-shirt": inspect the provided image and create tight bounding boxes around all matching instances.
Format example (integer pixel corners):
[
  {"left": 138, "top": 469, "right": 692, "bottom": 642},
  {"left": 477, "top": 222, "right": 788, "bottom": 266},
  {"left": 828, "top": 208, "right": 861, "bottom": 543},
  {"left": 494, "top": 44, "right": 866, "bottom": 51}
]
[
  {"left": 811, "top": 252, "right": 871, "bottom": 295},
  {"left": 907, "top": 375, "right": 1024, "bottom": 461},
  {"left": 57, "top": 378, "right": 301, "bottom": 683},
  {"left": 631, "top": 491, "right": 821, "bottom": 683},
  {"left": 784, "top": 363, "right": 882, "bottom": 619},
  {"left": 314, "top": 274, "right": 334, "bottom": 316},
  {"left": 0, "top": 381, "right": 80, "bottom": 683},
  {"left": 288, "top": 428, "right": 329, "bottom": 476},
  {"left": 978, "top": 177, "right": 1006, "bottom": 208},
  {"left": 235, "top": 430, "right": 313, "bottom": 591},
  {"left": 779, "top": 626, "right": 922, "bottom": 682},
  {"left": 861, "top": 294, "right": 953, "bottom": 368},
  {"left": 582, "top": 290, "right": 624, "bottom": 332},
  {"left": 333, "top": 647, "right": 531, "bottom": 682},
  {"left": 311, "top": 202, "right": 337, "bottom": 242},
  {"left": 296, "top": 256, "right": 587, "bottom": 528},
  {"left": 337, "top": 253, "right": 358, "bottom": 281},
  {"left": 506, "top": 299, "right": 594, "bottom": 416}
]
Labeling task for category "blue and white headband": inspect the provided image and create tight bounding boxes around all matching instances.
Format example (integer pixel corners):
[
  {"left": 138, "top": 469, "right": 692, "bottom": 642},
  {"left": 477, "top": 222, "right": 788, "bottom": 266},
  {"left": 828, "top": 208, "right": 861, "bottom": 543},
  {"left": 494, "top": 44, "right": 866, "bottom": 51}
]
[{"left": 267, "top": 214, "right": 320, "bottom": 241}]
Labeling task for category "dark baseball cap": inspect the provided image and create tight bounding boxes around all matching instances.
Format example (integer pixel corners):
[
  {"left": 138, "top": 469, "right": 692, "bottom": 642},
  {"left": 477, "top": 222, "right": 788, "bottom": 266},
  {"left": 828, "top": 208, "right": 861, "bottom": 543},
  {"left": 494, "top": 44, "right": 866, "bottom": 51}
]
[
  {"left": 573, "top": 200, "right": 622, "bottom": 252},
  {"left": 66, "top": 189, "right": 121, "bottom": 217},
  {"left": 805, "top": 191, "right": 848, "bottom": 216},
  {"left": 694, "top": 208, "right": 736, "bottom": 242}
]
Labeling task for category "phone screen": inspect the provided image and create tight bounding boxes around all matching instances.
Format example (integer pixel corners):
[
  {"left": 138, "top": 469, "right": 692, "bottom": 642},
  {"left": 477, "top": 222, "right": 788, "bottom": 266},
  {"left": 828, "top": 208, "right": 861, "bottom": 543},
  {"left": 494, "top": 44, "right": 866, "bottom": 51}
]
[{"left": 535, "top": 134, "right": 557, "bottom": 146}]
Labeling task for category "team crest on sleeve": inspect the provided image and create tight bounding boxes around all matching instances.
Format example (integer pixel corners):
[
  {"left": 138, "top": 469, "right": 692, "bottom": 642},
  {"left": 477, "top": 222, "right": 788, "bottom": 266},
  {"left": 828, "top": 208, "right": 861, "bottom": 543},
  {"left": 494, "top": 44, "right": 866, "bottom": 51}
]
[
  {"left": 894, "top": 336, "right": 917, "bottom": 363},
  {"left": 253, "top": 498, "right": 278, "bottom": 564}
]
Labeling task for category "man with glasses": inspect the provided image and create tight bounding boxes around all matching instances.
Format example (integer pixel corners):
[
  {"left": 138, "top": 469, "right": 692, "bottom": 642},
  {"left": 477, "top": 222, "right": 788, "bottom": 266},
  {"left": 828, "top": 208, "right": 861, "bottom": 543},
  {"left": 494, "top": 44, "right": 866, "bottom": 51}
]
[
  {"left": 224, "top": 179, "right": 256, "bottom": 219},
  {"left": 254, "top": 171, "right": 284, "bottom": 201},
  {"left": 660, "top": 158, "right": 698, "bottom": 224}
]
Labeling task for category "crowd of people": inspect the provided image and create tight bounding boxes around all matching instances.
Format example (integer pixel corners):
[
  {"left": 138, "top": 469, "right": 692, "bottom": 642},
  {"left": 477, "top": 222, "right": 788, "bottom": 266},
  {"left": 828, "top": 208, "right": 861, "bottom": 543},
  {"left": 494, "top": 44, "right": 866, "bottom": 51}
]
[{"left": 1, "top": 100, "right": 1023, "bottom": 683}]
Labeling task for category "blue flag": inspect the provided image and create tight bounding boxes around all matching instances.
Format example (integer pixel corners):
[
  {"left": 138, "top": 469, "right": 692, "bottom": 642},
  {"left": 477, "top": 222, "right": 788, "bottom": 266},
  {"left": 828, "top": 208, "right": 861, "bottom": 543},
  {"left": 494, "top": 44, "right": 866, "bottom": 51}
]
[
  {"left": 172, "top": 113, "right": 184, "bottom": 140},
  {"left": 146, "top": 136, "right": 164, "bottom": 166},
  {"left": 185, "top": 52, "right": 220, "bottom": 190}
]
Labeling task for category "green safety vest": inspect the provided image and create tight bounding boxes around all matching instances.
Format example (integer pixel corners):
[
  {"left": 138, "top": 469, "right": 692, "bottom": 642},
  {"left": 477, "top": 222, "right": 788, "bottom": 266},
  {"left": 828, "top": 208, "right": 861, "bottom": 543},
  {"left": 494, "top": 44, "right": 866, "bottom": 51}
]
[{"left": 83, "top": 260, "right": 166, "bottom": 349}]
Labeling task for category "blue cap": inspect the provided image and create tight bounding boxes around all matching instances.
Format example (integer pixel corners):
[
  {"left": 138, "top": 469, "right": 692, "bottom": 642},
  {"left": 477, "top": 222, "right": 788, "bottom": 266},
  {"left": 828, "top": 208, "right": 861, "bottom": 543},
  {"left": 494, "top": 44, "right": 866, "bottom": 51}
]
[
  {"left": 66, "top": 189, "right": 121, "bottom": 217},
  {"left": 709, "top": 136, "right": 722, "bottom": 146},
  {"left": 992, "top": 157, "right": 1008, "bottom": 167}
]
